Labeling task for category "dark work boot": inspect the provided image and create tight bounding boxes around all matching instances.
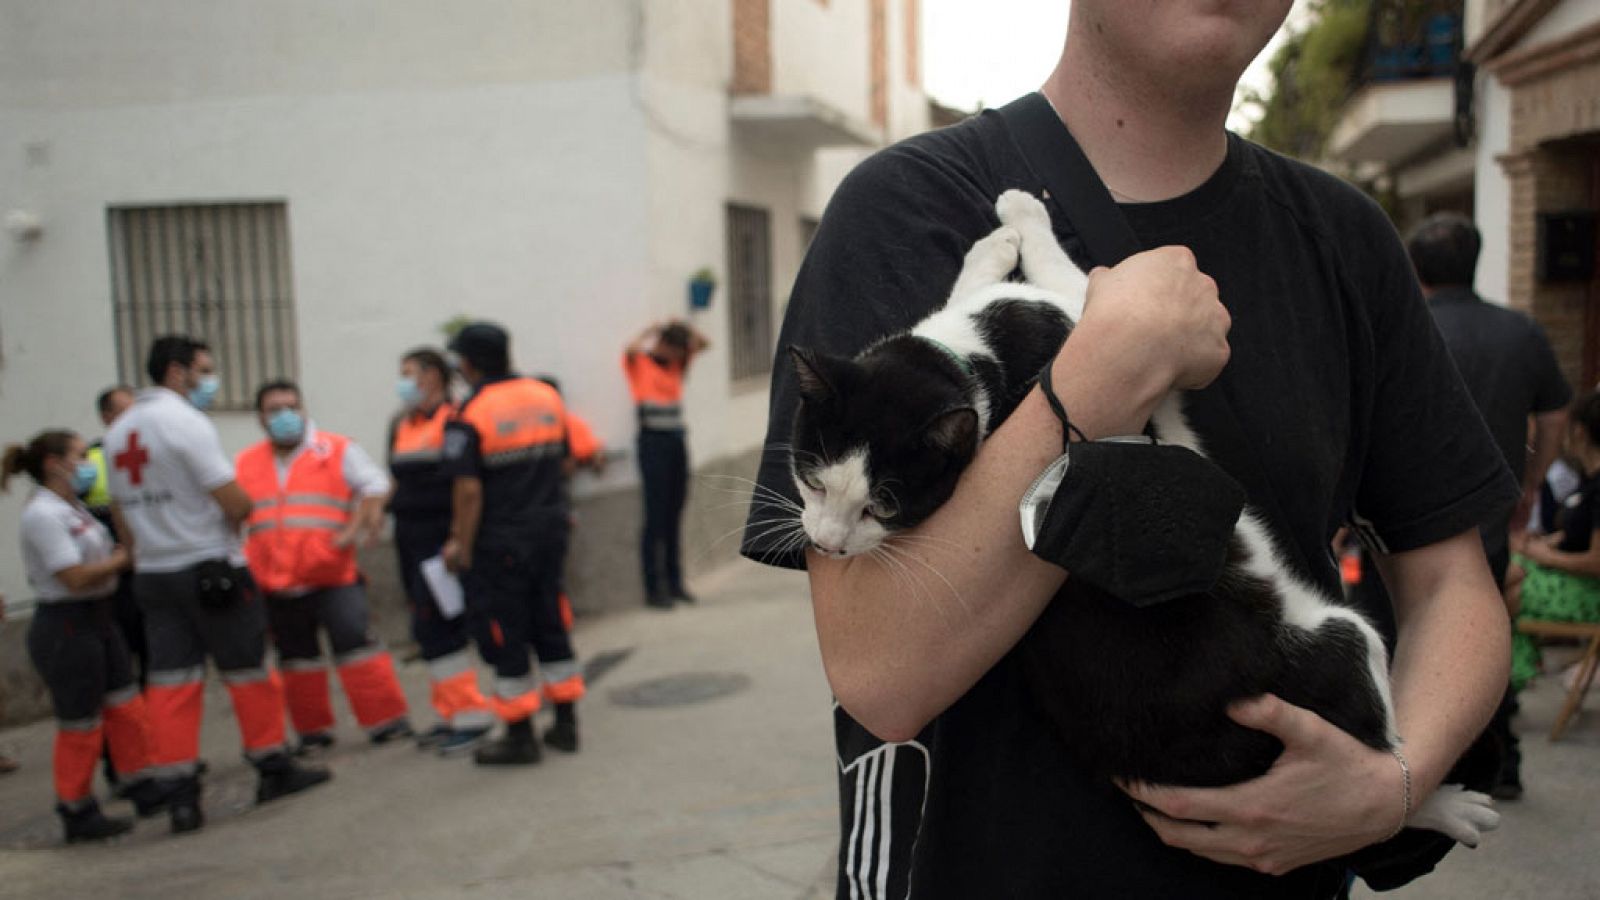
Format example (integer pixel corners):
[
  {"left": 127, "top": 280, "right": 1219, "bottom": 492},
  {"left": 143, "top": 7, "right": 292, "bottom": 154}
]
[
  {"left": 254, "top": 752, "right": 332, "bottom": 804},
  {"left": 474, "top": 718, "right": 542, "bottom": 766},
  {"left": 124, "top": 777, "right": 171, "bottom": 818},
  {"left": 543, "top": 703, "right": 579, "bottom": 753},
  {"left": 166, "top": 776, "right": 204, "bottom": 835},
  {"left": 58, "top": 800, "right": 133, "bottom": 843}
]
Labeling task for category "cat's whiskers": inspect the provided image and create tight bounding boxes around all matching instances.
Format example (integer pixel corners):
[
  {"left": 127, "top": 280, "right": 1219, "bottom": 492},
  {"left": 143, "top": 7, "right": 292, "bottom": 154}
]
[
  {"left": 879, "top": 538, "right": 970, "bottom": 619},
  {"left": 867, "top": 545, "right": 948, "bottom": 625}
]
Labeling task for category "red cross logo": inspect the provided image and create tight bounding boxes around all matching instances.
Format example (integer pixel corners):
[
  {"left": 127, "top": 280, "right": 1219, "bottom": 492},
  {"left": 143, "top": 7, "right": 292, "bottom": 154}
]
[{"left": 114, "top": 431, "right": 151, "bottom": 487}]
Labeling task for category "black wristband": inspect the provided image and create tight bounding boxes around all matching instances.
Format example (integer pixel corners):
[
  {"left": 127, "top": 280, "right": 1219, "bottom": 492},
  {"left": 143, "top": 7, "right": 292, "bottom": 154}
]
[{"left": 1037, "top": 361, "right": 1088, "bottom": 450}]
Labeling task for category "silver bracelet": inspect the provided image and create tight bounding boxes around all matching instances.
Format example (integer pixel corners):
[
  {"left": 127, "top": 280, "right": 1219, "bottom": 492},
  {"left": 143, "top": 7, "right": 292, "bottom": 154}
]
[{"left": 1385, "top": 747, "right": 1412, "bottom": 840}]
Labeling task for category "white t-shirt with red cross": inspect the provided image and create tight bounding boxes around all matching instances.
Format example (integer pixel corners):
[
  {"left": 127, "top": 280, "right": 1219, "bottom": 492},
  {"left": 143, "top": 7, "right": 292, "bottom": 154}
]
[
  {"left": 105, "top": 387, "right": 244, "bottom": 573},
  {"left": 20, "top": 489, "right": 117, "bottom": 602}
]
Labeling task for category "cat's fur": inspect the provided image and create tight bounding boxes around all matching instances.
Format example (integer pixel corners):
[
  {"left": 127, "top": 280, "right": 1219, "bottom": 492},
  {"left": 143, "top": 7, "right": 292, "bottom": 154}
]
[{"left": 785, "top": 189, "right": 1498, "bottom": 846}]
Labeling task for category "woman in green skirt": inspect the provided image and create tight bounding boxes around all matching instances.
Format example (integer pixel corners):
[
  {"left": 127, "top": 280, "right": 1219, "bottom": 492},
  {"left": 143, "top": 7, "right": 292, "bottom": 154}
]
[{"left": 1511, "top": 391, "right": 1600, "bottom": 689}]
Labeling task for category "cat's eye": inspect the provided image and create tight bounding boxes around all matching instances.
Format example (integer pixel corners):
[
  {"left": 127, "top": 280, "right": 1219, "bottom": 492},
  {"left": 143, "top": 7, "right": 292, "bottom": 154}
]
[
  {"left": 865, "top": 499, "right": 898, "bottom": 521},
  {"left": 800, "top": 473, "right": 824, "bottom": 493}
]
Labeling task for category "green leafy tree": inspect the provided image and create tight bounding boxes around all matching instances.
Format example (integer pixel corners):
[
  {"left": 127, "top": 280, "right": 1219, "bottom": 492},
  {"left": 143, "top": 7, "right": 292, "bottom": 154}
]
[{"left": 1244, "top": 0, "right": 1372, "bottom": 160}]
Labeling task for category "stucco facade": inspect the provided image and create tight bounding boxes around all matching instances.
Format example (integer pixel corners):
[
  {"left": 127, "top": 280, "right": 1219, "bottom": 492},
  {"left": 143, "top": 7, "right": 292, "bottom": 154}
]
[{"left": 0, "top": 0, "right": 930, "bottom": 722}]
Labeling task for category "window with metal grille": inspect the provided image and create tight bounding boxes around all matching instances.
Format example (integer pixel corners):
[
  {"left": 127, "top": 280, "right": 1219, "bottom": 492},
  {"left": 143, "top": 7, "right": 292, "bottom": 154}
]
[
  {"left": 726, "top": 204, "right": 773, "bottom": 382},
  {"left": 106, "top": 202, "right": 298, "bottom": 410}
]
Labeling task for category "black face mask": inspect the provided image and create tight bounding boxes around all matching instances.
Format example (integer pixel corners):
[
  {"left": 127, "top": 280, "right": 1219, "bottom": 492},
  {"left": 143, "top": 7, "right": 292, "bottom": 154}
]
[{"left": 1020, "top": 440, "right": 1246, "bottom": 606}]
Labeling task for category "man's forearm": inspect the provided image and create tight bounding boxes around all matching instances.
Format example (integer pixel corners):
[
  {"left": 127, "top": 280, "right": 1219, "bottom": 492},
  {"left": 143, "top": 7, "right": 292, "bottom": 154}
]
[
  {"left": 1382, "top": 534, "right": 1511, "bottom": 796},
  {"left": 449, "top": 480, "right": 483, "bottom": 557},
  {"left": 811, "top": 329, "right": 1167, "bottom": 741}
]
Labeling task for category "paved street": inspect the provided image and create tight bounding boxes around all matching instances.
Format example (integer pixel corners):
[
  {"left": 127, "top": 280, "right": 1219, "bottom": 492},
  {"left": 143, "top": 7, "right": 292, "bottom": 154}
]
[{"left": 2, "top": 559, "right": 1598, "bottom": 898}]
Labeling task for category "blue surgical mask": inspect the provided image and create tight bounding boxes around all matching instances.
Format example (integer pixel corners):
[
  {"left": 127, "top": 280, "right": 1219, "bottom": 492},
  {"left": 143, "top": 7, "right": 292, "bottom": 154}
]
[
  {"left": 188, "top": 374, "right": 221, "bottom": 410},
  {"left": 71, "top": 461, "right": 99, "bottom": 496},
  {"left": 267, "top": 408, "right": 306, "bottom": 445},
  {"left": 397, "top": 376, "right": 422, "bottom": 409}
]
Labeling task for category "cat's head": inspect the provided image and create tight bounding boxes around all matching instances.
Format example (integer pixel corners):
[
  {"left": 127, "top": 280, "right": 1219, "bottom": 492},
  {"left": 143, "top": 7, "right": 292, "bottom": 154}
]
[{"left": 787, "top": 345, "right": 979, "bottom": 559}]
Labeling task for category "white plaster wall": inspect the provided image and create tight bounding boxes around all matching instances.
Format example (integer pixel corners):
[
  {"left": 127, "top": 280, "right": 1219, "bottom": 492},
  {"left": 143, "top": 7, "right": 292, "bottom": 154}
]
[
  {"left": 0, "top": 0, "right": 636, "bottom": 108},
  {"left": 1473, "top": 74, "right": 1513, "bottom": 305},
  {"left": 772, "top": 0, "right": 874, "bottom": 126},
  {"left": 0, "top": 78, "right": 652, "bottom": 613}
]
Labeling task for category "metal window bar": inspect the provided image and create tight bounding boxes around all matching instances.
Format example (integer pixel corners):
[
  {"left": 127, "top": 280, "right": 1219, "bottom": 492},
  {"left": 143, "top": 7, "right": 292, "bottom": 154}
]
[
  {"left": 107, "top": 202, "right": 298, "bottom": 410},
  {"left": 726, "top": 204, "right": 773, "bottom": 382}
]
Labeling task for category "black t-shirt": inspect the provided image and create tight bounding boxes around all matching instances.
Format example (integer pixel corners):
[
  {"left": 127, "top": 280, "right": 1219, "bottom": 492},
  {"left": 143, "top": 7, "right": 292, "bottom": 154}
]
[
  {"left": 1428, "top": 286, "right": 1571, "bottom": 554},
  {"left": 741, "top": 104, "right": 1517, "bottom": 899},
  {"left": 1555, "top": 475, "right": 1600, "bottom": 554}
]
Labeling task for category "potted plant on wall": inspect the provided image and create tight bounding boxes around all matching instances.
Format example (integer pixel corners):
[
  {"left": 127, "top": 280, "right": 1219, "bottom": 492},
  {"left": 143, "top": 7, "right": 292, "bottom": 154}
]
[{"left": 688, "top": 267, "right": 717, "bottom": 311}]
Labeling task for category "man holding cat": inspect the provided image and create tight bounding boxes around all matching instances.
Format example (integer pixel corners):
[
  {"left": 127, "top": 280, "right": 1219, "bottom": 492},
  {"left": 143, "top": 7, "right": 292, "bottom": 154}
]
[{"left": 742, "top": 2, "right": 1515, "bottom": 897}]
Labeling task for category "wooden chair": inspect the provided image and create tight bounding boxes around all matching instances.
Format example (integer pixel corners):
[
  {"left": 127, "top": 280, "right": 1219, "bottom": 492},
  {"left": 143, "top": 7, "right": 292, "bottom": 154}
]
[{"left": 1516, "top": 619, "right": 1600, "bottom": 740}]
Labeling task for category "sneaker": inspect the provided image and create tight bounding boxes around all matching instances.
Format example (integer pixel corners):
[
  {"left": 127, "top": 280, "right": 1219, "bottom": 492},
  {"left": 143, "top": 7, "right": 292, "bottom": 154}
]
[
  {"left": 415, "top": 724, "right": 454, "bottom": 750},
  {"left": 646, "top": 593, "right": 674, "bottom": 611},
  {"left": 474, "top": 721, "right": 541, "bottom": 766},
  {"left": 435, "top": 726, "right": 491, "bottom": 757},
  {"left": 669, "top": 589, "right": 697, "bottom": 605},
  {"left": 543, "top": 720, "right": 579, "bottom": 754},
  {"left": 58, "top": 800, "right": 134, "bottom": 843},
  {"left": 293, "top": 732, "right": 336, "bottom": 757},
  {"left": 255, "top": 754, "right": 333, "bottom": 804},
  {"left": 369, "top": 719, "right": 415, "bottom": 745}
]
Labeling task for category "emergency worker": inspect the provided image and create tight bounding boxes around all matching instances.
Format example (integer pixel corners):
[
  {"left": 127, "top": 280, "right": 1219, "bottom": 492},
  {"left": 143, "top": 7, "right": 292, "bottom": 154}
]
[
  {"left": 5, "top": 430, "right": 165, "bottom": 842},
  {"left": 442, "top": 322, "right": 585, "bottom": 765},
  {"left": 237, "top": 380, "right": 412, "bottom": 752},
  {"left": 106, "top": 335, "right": 328, "bottom": 834},
  {"left": 83, "top": 386, "right": 143, "bottom": 687},
  {"left": 390, "top": 347, "right": 493, "bottom": 755},
  {"left": 623, "top": 320, "right": 708, "bottom": 608}
]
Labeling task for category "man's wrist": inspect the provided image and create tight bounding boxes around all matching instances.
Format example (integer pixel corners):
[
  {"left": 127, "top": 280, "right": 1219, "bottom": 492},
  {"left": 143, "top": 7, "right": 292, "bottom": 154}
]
[{"left": 1049, "top": 328, "right": 1168, "bottom": 438}]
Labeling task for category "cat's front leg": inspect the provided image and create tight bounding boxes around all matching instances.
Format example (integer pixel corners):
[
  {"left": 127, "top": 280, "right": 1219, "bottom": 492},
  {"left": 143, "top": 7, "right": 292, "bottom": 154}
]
[
  {"left": 996, "top": 189, "right": 1089, "bottom": 311},
  {"left": 947, "top": 225, "right": 1021, "bottom": 303}
]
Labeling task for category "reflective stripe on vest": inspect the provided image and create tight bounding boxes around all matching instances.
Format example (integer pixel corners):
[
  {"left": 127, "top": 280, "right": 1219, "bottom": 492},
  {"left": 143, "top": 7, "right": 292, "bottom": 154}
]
[
  {"left": 637, "top": 402, "right": 685, "bottom": 432},
  {"left": 236, "top": 434, "right": 359, "bottom": 594},
  {"left": 458, "top": 379, "right": 567, "bottom": 465}
]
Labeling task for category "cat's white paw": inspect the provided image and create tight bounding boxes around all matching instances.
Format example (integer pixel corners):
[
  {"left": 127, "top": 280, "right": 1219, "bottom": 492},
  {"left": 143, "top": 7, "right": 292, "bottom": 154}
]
[
  {"left": 964, "top": 226, "right": 1021, "bottom": 276},
  {"left": 1405, "top": 784, "right": 1499, "bottom": 848},
  {"left": 995, "top": 189, "right": 1051, "bottom": 232}
]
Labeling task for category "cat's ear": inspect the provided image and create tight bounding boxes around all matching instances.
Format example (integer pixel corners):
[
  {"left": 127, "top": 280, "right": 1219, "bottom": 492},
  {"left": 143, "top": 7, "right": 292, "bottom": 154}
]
[
  {"left": 925, "top": 407, "right": 979, "bottom": 456},
  {"left": 788, "top": 346, "right": 838, "bottom": 405}
]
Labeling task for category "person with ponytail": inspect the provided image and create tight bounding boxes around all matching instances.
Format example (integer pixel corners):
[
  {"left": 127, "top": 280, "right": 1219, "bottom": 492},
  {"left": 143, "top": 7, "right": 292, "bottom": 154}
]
[{"left": 4, "top": 430, "right": 165, "bottom": 842}]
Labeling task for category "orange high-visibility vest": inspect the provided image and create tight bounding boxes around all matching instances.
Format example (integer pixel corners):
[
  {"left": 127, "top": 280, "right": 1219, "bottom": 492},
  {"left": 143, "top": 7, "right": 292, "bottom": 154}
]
[
  {"left": 392, "top": 402, "right": 453, "bottom": 463},
  {"left": 623, "top": 352, "right": 685, "bottom": 432},
  {"left": 237, "top": 432, "right": 358, "bottom": 594},
  {"left": 564, "top": 411, "right": 602, "bottom": 464},
  {"left": 458, "top": 379, "right": 567, "bottom": 465}
]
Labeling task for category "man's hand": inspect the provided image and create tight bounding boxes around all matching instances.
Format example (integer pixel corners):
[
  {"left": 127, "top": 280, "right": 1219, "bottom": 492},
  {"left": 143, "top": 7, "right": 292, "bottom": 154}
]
[
  {"left": 1072, "top": 246, "right": 1231, "bottom": 397},
  {"left": 442, "top": 538, "right": 471, "bottom": 573},
  {"left": 1119, "top": 694, "right": 1404, "bottom": 876}
]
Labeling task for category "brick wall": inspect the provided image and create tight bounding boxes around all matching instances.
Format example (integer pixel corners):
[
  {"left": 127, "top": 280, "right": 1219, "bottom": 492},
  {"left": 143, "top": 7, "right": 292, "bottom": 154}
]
[
  {"left": 904, "top": 0, "right": 920, "bottom": 88},
  {"left": 1498, "top": 52, "right": 1600, "bottom": 390},
  {"left": 870, "top": 0, "right": 887, "bottom": 127},
  {"left": 732, "top": 0, "right": 771, "bottom": 95}
]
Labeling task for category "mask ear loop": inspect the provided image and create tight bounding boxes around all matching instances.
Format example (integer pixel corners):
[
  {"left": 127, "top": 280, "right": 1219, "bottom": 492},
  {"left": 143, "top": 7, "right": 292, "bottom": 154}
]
[{"left": 1036, "top": 363, "right": 1088, "bottom": 451}]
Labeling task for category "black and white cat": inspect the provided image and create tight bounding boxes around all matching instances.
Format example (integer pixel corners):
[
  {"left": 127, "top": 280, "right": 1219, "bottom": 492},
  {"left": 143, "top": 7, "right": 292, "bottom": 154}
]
[{"left": 785, "top": 189, "right": 1498, "bottom": 846}]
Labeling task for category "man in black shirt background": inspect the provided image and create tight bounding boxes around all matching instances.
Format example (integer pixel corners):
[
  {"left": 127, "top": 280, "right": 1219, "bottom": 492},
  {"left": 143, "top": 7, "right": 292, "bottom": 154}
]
[
  {"left": 742, "top": 2, "right": 1516, "bottom": 897},
  {"left": 1397, "top": 212, "right": 1571, "bottom": 801}
]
